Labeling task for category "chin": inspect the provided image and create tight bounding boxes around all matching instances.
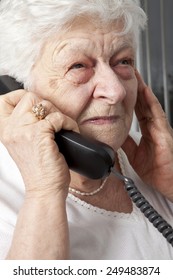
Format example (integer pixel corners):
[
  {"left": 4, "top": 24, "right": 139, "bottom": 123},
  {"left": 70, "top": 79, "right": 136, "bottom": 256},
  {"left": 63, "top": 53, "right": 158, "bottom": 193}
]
[{"left": 79, "top": 125, "right": 128, "bottom": 151}]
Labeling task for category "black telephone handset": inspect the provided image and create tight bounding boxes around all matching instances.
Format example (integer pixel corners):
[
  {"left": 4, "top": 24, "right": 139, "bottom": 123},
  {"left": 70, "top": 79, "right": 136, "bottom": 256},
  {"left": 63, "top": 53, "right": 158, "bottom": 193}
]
[
  {"left": 1, "top": 76, "right": 173, "bottom": 246},
  {"left": 55, "top": 130, "right": 115, "bottom": 179}
]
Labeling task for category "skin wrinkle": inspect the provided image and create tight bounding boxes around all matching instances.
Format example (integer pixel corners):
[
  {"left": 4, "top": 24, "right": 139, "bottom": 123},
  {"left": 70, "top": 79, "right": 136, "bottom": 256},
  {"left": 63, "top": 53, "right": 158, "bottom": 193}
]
[{"left": 52, "top": 38, "right": 135, "bottom": 72}]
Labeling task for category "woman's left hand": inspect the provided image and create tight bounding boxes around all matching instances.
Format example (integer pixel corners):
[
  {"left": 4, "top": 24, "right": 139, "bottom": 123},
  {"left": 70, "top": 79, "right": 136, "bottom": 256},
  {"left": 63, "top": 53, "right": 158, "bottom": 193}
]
[{"left": 122, "top": 70, "right": 173, "bottom": 201}]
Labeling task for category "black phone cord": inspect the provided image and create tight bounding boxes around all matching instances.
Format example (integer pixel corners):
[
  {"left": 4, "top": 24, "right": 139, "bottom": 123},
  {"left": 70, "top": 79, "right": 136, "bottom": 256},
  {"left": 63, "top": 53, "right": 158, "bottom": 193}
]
[{"left": 111, "top": 167, "right": 173, "bottom": 247}]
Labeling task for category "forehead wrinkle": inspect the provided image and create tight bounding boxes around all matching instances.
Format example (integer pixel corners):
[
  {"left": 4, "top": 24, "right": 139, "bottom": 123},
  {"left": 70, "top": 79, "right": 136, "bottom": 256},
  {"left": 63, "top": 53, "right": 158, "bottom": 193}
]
[
  {"left": 56, "top": 37, "right": 94, "bottom": 52},
  {"left": 52, "top": 37, "right": 96, "bottom": 65},
  {"left": 51, "top": 33, "right": 135, "bottom": 67}
]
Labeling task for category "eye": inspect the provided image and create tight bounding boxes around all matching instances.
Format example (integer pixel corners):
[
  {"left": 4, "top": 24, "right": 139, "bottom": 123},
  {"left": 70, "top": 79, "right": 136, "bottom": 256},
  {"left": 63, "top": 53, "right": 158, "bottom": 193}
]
[
  {"left": 70, "top": 63, "right": 85, "bottom": 69},
  {"left": 119, "top": 59, "right": 134, "bottom": 66}
]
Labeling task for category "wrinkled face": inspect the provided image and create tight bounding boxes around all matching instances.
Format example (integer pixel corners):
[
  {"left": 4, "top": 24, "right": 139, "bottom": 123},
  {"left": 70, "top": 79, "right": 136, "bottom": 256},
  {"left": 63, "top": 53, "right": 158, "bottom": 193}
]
[{"left": 31, "top": 18, "right": 138, "bottom": 150}]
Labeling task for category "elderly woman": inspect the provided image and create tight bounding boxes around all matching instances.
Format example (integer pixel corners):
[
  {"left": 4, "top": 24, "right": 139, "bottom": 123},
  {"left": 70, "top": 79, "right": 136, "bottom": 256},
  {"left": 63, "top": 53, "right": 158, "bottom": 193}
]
[{"left": 0, "top": 0, "right": 173, "bottom": 260}]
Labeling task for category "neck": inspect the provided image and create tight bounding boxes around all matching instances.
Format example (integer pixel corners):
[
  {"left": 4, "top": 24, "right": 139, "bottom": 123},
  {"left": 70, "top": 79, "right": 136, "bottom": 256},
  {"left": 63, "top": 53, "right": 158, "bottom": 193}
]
[{"left": 69, "top": 153, "right": 132, "bottom": 213}]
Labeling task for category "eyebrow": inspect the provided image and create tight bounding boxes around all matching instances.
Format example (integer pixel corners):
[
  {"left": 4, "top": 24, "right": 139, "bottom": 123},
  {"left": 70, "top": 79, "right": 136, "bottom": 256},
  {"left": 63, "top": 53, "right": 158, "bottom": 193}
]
[{"left": 111, "top": 39, "right": 135, "bottom": 55}]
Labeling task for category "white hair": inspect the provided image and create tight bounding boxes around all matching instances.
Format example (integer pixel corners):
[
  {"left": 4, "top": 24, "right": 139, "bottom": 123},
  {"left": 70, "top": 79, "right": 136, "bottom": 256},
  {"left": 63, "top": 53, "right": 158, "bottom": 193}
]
[{"left": 0, "top": 0, "right": 147, "bottom": 88}]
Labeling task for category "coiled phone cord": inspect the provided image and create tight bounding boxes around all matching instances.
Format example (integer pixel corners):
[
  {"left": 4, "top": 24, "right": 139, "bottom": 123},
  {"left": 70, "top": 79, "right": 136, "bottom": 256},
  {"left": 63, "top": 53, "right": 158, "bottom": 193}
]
[{"left": 111, "top": 167, "right": 173, "bottom": 247}]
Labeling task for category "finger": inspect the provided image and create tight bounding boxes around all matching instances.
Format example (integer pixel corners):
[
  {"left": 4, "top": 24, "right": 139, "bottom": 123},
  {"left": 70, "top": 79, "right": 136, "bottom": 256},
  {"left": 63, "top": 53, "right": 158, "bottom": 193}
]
[
  {"left": 135, "top": 70, "right": 152, "bottom": 121},
  {"left": 12, "top": 91, "right": 45, "bottom": 117},
  {"left": 121, "top": 134, "right": 138, "bottom": 164},
  {"left": 135, "top": 70, "right": 165, "bottom": 119},
  {"left": 135, "top": 70, "right": 168, "bottom": 132},
  {"left": 44, "top": 112, "right": 79, "bottom": 134},
  {"left": 0, "top": 90, "right": 25, "bottom": 115},
  {"left": 135, "top": 69, "right": 147, "bottom": 93},
  {"left": 9, "top": 92, "right": 59, "bottom": 125}
]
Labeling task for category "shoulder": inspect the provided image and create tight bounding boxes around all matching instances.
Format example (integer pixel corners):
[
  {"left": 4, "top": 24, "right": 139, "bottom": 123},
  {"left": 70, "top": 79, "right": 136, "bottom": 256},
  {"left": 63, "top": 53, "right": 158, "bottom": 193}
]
[{"left": 119, "top": 139, "right": 173, "bottom": 227}]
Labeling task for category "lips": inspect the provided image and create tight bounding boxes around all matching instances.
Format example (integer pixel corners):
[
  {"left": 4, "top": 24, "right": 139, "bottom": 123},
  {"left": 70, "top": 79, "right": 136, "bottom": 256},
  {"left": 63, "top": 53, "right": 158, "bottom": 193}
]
[{"left": 81, "top": 115, "right": 118, "bottom": 125}]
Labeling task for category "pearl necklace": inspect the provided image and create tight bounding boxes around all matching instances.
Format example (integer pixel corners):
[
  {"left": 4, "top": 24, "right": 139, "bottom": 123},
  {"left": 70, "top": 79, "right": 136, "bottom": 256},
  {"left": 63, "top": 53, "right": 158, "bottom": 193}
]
[{"left": 69, "top": 176, "right": 108, "bottom": 196}]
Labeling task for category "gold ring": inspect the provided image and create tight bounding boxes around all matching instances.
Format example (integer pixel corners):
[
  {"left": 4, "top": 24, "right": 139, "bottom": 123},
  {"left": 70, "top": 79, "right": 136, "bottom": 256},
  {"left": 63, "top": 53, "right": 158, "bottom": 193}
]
[{"left": 32, "top": 103, "right": 46, "bottom": 120}]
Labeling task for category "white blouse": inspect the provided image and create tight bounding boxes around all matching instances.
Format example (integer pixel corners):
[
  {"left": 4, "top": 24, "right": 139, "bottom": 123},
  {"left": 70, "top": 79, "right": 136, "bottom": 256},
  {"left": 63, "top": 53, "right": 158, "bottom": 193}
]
[{"left": 0, "top": 141, "right": 173, "bottom": 259}]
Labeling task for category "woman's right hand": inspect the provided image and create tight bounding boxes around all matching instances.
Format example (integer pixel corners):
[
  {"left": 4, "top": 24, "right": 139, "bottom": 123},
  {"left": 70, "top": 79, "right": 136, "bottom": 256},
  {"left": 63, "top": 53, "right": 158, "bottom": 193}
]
[
  {"left": 0, "top": 89, "right": 79, "bottom": 198},
  {"left": 0, "top": 90, "right": 77, "bottom": 259}
]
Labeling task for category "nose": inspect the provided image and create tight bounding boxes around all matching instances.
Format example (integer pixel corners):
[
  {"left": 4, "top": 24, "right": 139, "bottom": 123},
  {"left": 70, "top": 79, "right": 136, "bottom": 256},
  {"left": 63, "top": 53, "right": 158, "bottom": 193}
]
[{"left": 92, "top": 64, "right": 126, "bottom": 104}]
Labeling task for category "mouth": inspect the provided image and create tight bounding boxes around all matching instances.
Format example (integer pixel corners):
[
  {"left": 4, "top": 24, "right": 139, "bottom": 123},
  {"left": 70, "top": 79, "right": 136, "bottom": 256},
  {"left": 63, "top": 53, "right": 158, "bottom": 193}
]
[{"left": 81, "top": 115, "right": 119, "bottom": 125}]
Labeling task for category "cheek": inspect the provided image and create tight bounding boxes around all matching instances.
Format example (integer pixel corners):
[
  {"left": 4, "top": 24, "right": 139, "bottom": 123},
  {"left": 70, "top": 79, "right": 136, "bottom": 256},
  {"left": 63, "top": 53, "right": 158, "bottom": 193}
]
[
  {"left": 30, "top": 69, "right": 90, "bottom": 119},
  {"left": 49, "top": 81, "right": 92, "bottom": 120}
]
